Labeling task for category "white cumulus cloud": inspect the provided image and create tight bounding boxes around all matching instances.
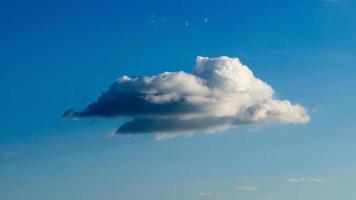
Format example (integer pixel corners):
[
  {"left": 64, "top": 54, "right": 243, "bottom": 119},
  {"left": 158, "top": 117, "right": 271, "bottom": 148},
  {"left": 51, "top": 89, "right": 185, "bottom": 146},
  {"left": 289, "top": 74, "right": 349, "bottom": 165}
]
[{"left": 64, "top": 56, "right": 310, "bottom": 139}]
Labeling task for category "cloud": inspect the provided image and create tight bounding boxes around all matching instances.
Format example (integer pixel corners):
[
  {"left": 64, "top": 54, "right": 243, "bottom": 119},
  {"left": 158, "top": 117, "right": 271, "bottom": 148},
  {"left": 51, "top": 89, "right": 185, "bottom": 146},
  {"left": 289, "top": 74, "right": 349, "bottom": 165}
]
[
  {"left": 198, "top": 192, "right": 220, "bottom": 198},
  {"left": 1, "top": 151, "right": 17, "bottom": 158},
  {"left": 287, "top": 178, "right": 324, "bottom": 184},
  {"left": 321, "top": 0, "right": 340, "bottom": 2},
  {"left": 148, "top": 13, "right": 167, "bottom": 25},
  {"left": 64, "top": 56, "right": 309, "bottom": 139},
  {"left": 237, "top": 185, "right": 258, "bottom": 192}
]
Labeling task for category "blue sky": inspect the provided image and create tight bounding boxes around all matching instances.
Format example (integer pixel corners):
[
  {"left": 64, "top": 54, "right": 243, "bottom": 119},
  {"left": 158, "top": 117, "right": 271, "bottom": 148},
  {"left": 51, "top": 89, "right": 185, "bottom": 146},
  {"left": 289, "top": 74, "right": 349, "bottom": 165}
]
[{"left": 1, "top": 0, "right": 356, "bottom": 199}]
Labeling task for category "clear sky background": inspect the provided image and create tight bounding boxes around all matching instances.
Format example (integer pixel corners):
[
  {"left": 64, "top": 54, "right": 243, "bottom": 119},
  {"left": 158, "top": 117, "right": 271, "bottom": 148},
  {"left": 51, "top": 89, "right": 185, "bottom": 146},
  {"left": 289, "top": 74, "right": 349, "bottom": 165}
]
[{"left": 1, "top": 0, "right": 356, "bottom": 199}]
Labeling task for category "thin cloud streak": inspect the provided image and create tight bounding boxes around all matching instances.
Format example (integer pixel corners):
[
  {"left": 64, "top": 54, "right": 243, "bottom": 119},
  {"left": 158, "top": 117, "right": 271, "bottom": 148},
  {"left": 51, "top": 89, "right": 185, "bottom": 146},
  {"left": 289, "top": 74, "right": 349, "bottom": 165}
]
[
  {"left": 237, "top": 185, "right": 258, "bottom": 192},
  {"left": 198, "top": 192, "right": 220, "bottom": 198},
  {"left": 287, "top": 177, "right": 324, "bottom": 184}
]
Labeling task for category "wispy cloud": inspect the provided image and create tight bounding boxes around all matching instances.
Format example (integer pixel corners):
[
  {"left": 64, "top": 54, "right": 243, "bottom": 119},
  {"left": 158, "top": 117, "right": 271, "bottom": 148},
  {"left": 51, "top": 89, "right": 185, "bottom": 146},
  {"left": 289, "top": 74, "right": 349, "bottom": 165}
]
[
  {"left": 321, "top": 0, "right": 340, "bottom": 2},
  {"left": 237, "top": 185, "right": 258, "bottom": 192},
  {"left": 287, "top": 177, "right": 324, "bottom": 184},
  {"left": 1, "top": 151, "right": 17, "bottom": 158},
  {"left": 198, "top": 192, "right": 220, "bottom": 198},
  {"left": 147, "top": 13, "right": 168, "bottom": 25}
]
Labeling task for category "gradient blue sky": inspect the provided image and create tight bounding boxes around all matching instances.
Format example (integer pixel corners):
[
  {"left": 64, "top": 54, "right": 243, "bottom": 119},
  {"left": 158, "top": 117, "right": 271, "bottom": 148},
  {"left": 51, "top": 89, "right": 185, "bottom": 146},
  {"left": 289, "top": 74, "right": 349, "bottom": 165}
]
[{"left": 1, "top": 0, "right": 356, "bottom": 199}]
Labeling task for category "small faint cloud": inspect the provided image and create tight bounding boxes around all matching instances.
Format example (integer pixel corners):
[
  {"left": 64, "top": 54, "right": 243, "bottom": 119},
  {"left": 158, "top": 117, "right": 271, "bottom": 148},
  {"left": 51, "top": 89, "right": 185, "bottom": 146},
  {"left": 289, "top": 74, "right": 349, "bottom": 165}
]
[
  {"left": 149, "top": 19, "right": 156, "bottom": 24},
  {"left": 255, "top": 195, "right": 281, "bottom": 200},
  {"left": 148, "top": 13, "right": 168, "bottom": 25},
  {"left": 106, "top": 131, "right": 117, "bottom": 140},
  {"left": 287, "top": 177, "right": 324, "bottom": 184},
  {"left": 204, "top": 18, "right": 208, "bottom": 23},
  {"left": 1, "top": 151, "right": 17, "bottom": 158},
  {"left": 321, "top": 0, "right": 340, "bottom": 2},
  {"left": 185, "top": 21, "right": 190, "bottom": 26},
  {"left": 246, "top": 124, "right": 266, "bottom": 133},
  {"left": 237, "top": 185, "right": 257, "bottom": 192},
  {"left": 198, "top": 192, "right": 219, "bottom": 198},
  {"left": 310, "top": 104, "right": 323, "bottom": 114},
  {"left": 155, "top": 132, "right": 194, "bottom": 141}
]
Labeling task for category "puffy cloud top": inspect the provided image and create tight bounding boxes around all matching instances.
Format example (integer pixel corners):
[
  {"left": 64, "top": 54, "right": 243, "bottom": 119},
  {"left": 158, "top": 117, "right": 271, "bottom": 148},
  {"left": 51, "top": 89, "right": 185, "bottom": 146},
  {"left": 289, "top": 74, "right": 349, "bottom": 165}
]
[{"left": 64, "top": 56, "right": 309, "bottom": 139}]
